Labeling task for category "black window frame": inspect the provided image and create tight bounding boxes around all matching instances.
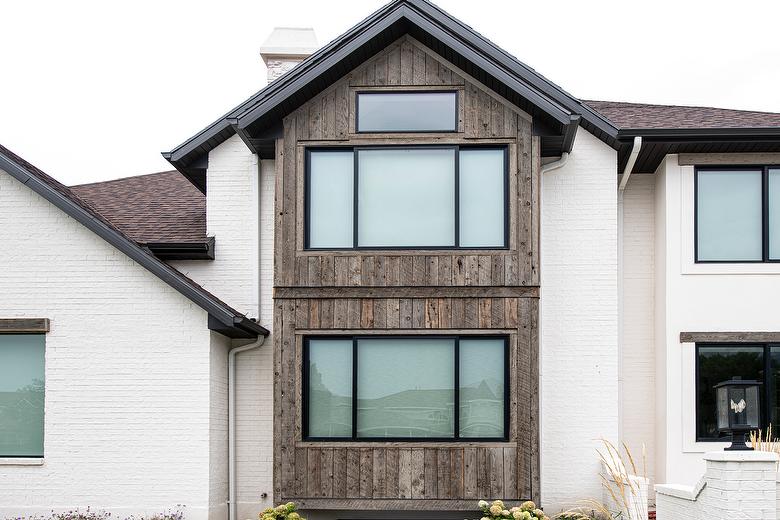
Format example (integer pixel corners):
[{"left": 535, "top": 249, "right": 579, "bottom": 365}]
[
  {"left": 695, "top": 342, "right": 780, "bottom": 442},
  {"left": 694, "top": 165, "right": 780, "bottom": 263},
  {"left": 304, "top": 145, "right": 510, "bottom": 251},
  {"left": 302, "top": 334, "right": 510, "bottom": 442},
  {"left": 355, "top": 90, "right": 459, "bottom": 134}
]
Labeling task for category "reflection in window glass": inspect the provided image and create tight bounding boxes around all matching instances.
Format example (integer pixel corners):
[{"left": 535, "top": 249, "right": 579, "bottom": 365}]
[
  {"left": 358, "top": 148, "right": 455, "bottom": 247},
  {"left": 307, "top": 151, "right": 354, "bottom": 248},
  {"left": 696, "top": 170, "right": 762, "bottom": 261},
  {"left": 459, "top": 149, "right": 505, "bottom": 247},
  {"left": 357, "top": 92, "right": 457, "bottom": 132},
  {"left": 357, "top": 338, "right": 454, "bottom": 438},
  {"left": 697, "top": 345, "right": 763, "bottom": 440},
  {"left": 307, "top": 339, "right": 353, "bottom": 437},
  {"left": 0, "top": 335, "right": 45, "bottom": 457},
  {"left": 459, "top": 338, "right": 505, "bottom": 438}
]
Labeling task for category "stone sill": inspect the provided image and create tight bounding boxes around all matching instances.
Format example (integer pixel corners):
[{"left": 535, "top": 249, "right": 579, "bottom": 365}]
[{"left": 0, "top": 457, "right": 44, "bottom": 466}]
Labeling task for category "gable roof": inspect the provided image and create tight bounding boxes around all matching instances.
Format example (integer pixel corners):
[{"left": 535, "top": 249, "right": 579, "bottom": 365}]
[
  {"left": 163, "top": 0, "right": 617, "bottom": 189},
  {"left": 0, "top": 144, "right": 267, "bottom": 339}
]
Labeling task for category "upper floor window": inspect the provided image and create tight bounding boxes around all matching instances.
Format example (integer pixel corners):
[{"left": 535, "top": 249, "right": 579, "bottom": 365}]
[
  {"left": 696, "top": 167, "right": 780, "bottom": 262},
  {"left": 306, "top": 146, "right": 507, "bottom": 249},
  {"left": 356, "top": 91, "right": 457, "bottom": 133},
  {"left": 0, "top": 334, "right": 45, "bottom": 457},
  {"left": 304, "top": 335, "right": 508, "bottom": 441}
]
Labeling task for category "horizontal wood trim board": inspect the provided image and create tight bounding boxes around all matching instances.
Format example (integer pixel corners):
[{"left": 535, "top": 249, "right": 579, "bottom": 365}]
[
  {"left": 275, "top": 286, "right": 539, "bottom": 299},
  {"left": 288, "top": 498, "right": 524, "bottom": 511},
  {"left": 297, "top": 137, "right": 518, "bottom": 146},
  {"left": 681, "top": 331, "right": 780, "bottom": 343},
  {"left": 678, "top": 153, "right": 780, "bottom": 166},
  {"left": 0, "top": 318, "right": 50, "bottom": 333},
  {"left": 294, "top": 328, "right": 517, "bottom": 336},
  {"left": 296, "top": 441, "right": 515, "bottom": 448}
]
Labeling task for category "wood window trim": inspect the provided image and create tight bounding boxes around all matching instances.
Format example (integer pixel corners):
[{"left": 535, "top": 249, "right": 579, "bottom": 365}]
[
  {"left": 0, "top": 318, "right": 49, "bottom": 334},
  {"left": 681, "top": 331, "right": 780, "bottom": 343}
]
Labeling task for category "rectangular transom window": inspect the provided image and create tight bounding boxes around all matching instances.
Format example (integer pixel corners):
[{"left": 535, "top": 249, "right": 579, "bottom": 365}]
[
  {"left": 695, "top": 167, "right": 780, "bottom": 262},
  {"left": 304, "top": 336, "right": 508, "bottom": 441},
  {"left": 695, "top": 343, "right": 780, "bottom": 441},
  {"left": 356, "top": 91, "right": 457, "bottom": 132},
  {"left": 0, "top": 334, "right": 45, "bottom": 457},
  {"left": 305, "top": 146, "right": 507, "bottom": 249}
]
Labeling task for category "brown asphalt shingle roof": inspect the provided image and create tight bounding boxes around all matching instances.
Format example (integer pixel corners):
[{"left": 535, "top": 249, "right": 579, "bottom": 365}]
[
  {"left": 584, "top": 100, "right": 780, "bottom": 130},
  {"left": 72, "top": 171, "right": 206, "bottom": 244}
]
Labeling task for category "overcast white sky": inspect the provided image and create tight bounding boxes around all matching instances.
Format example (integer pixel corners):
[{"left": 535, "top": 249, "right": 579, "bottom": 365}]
[{"left": 2, "top": 0, "right": 780, "bottom": 186}]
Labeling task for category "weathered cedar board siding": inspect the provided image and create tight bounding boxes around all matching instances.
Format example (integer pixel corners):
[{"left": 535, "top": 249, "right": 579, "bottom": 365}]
[{"left": 273, "top": 36, "right": 541, "bottom": 510}]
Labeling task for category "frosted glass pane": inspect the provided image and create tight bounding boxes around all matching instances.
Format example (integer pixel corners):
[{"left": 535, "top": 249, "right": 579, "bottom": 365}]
[
  {"left": 357, "top": 339, "right": 454, "bottom": 438},
  {"left": 697, "top": 170, "right": 762, "bottom": 261},
  {"left": 358, "top": 149, "right": 455, "bottom": 247},
  {"left": 357, "top": 92, "right": 457, "bottom": 132},
  {"left": 770, "top": 169, "right": 780, "bottom": 260},
  {"left": 459, "top": 339, "right": 505, "bottom": 438},
  {"left": 0, "top": 335, "right": 44, "bottom": 457},
  {"left": 307, "top": 339, "right": 352, "bottom": 437},
  {"left": 459, "top": 149, "right": 506, "bottom": 247},
  {"left": 308, "top": 151, "right": 354, "bottom": 248}
]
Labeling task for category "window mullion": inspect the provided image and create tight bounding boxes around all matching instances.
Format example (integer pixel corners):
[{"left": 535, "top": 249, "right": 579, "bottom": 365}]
[
  {"left": 352, "top": 337, "right": 358, "bottom": 440},
  {"left": 454, "top": 146, "right": 460, "bottom": 248},
  {"left": 353, "top": 150, "right": 359, "bottom": 249},
  {"left": 454, "top": 337, "right": 460, "bottom": 440},
  {"left": 764, "top": 167, "right": 770, "bottom": 262}
]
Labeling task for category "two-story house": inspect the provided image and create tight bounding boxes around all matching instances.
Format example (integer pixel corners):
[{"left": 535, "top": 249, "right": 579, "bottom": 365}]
[{"left": 3, "top": 1, "right": 780, "bottom": 519}]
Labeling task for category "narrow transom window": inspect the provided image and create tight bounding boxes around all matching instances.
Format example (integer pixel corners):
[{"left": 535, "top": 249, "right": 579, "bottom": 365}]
[
  {"left": 304, "top": 336, "right": 509, "bottom": 441},
  {"left": 0, "top": 334, "right": 45, "bottom": 457},
  {"left": 695, "top": 166, "right": 780, "bottom": 262},
  {"left": 305, "top": 146, "right": 508, "bottom": 250},
  {"left": 356, "top": 91, "right": 457, "bottom": 133}
]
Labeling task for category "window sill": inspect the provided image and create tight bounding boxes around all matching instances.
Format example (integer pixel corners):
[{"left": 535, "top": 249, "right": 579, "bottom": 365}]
[
  {"left": 296, "top": 440, "right": 513, "bottom": 448},
  {"left": 0, "top": 457, "right": 44, "bottom": 466}
]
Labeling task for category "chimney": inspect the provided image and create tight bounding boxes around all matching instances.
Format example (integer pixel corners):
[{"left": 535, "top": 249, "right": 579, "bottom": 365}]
[{"left": 259, "top": 27, "right": 318, "bottom": 83}]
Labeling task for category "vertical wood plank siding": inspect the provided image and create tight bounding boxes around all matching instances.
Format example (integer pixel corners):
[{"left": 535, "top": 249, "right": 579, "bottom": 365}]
[{"left": 274, "top": 35, "right": 540, "bottom": 510}]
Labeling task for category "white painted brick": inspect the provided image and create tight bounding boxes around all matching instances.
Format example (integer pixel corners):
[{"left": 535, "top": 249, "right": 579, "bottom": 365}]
[{"left": 0, "top": 168, "right": 218, "bottom": 520}]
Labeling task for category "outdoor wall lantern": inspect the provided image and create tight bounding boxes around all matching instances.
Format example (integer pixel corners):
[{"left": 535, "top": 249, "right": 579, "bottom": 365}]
[{"left": 714, "top": 377, "right": 761, "bottom": 451}]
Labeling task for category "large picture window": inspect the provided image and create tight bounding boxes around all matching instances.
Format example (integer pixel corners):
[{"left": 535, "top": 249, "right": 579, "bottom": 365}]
[
  {"left": 304, "top": 336, "right": 508, "bottom": 441},
  {"left": 305, "top": 146, "right": 508, "bottom": 250},
  {"left": 696, "top": 343, "right": 780, "bottom": 441},
  {"left": 0, "top": 334, "right": 45, "bottom": 457},
  {"left": 695, "top": 167, "right": 780, "bottom": 262}
]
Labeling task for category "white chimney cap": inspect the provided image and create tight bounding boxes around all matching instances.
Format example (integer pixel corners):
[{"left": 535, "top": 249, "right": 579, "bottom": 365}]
[{"left": 259, "top": 27, "right": 318, "bottom": 63}]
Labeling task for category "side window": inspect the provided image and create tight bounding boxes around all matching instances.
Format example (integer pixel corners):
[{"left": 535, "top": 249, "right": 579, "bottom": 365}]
[
  {"left": 0, "top": 334, "right": 45, "bottom": 457},
  {"left": 696, "top": 167, "right": 780, "bottom": 262}
]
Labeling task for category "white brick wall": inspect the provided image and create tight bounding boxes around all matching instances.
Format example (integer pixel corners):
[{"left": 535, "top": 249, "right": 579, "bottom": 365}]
[
  {"left": 0, "top": 168, "right": 218, "bottom": 519},
  {"left": 540, "top": 129, "right": 619, "bottom": 512},
  {"left": 620, "top": 175, "right": 655, "bottom": 486},
  {"left": 171, "top": 138, "right": 276, "bottom": 517}
]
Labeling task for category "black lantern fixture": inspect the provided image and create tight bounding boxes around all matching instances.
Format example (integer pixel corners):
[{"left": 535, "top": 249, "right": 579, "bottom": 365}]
[{"left": 714, "top": 377, "right": 761, "bottom": 451}]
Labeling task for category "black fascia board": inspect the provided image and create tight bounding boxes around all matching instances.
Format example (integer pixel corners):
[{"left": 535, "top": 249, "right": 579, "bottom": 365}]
[
  {"left": 146, "top": 237, "right": 215, "bottom": 260},
  {"left": 618, "top": 127, "right": 780, "bottom": 140},
  {"left": 0, "top": 150, "right": 267, "bottom": 339}
]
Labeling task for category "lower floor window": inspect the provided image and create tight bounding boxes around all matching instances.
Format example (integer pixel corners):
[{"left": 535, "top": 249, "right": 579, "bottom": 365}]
[
  {"left": 0, "top": 334, "right": 45, "bottom": 457},
  {"left": 304, "top": 335, "right": 508, "bottom": 440},
  {"left": 697, "top": 343, "right": 779, "bottom": 441}
]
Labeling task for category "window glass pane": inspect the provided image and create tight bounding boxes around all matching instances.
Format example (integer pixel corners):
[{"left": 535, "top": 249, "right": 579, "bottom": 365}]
[
  {"left": 459, "top": 339, "right": 505, "bottom": 438},
  {"left": 697, "top": 345, "right": 763, "bottom": 440},
  {"left": 307, "top": 339, "right": 352, "bottom": 437},
  {"left": 697, "top": 170, "right": 762, "bottom": 261},
  {"left": 357, "top": 338, "right": 454, "bottom": 438},
  {"left": 308, "top": 151, "right": 354, "bottom": 248},
  {"left": 357, "top": 92, "right": 457, "bottom": 132},
  {"left": 769, "top": 169, "right": 780, "bottom": 260},
  {"left": 460, "top": 149, "right": 506, "bottom": 247},
  {"left": 358, "top": 149, "right": 455, "bottom": 247},
  {"left": 0, "top": 335, "right": 44, "bottom": 456}
]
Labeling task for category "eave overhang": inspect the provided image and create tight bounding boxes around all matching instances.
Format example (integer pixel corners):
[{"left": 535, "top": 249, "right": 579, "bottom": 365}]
[{"left": 163, "top": 0, "right": 619, "bottom": 189}]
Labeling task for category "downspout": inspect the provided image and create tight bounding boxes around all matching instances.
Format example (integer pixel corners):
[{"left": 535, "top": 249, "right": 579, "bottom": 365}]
[
  {"left": 617, "top": 136, "right": 642, "bottom": 445},
  {"left": 229, "top": 334, "right": 267, "bottom": 520},
  {"left": 540, "top": 152, "right": 569, "bottom": 174}
]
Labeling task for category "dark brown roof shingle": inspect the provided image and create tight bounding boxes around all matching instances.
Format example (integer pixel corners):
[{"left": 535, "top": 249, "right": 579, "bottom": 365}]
[
  {"left": 584, "top": 100, "right": 780, "bottom": 130},
  {"left": 72, "top": 171, "right": 206, "bottom": 244}
]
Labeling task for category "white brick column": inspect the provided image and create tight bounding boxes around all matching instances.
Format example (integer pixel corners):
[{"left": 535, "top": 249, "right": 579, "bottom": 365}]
[{"left": 701, "top": 451, "right": 777, "bottom": 520}]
